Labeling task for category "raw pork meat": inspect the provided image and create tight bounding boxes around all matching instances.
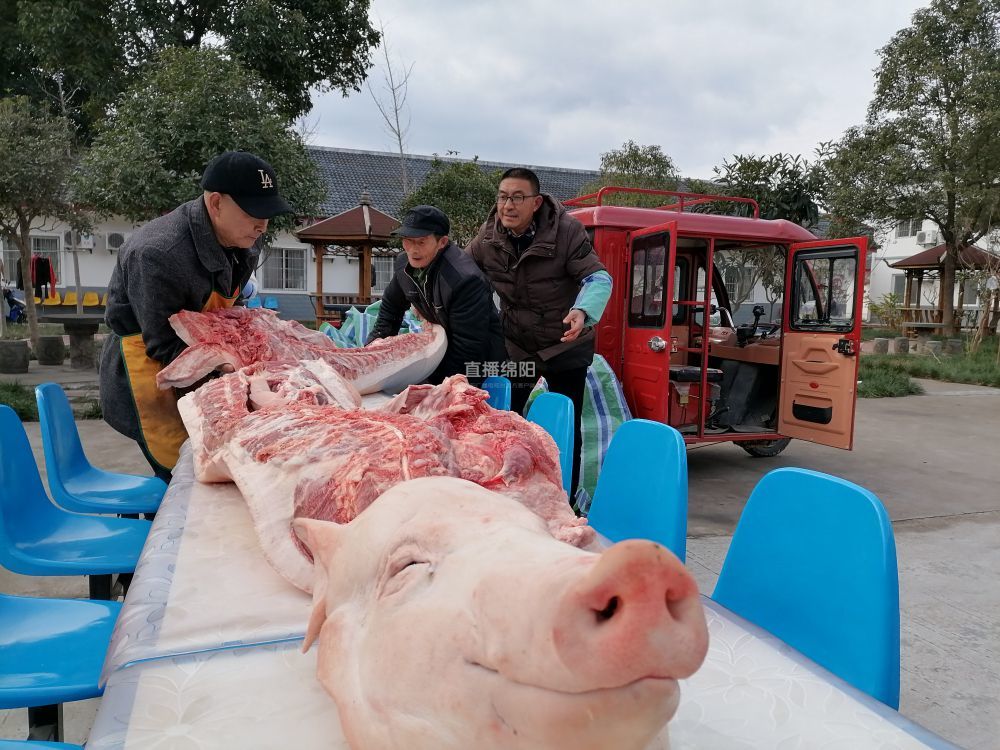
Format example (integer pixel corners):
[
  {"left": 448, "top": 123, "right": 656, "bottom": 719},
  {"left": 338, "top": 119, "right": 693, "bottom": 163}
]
[
  {"left": 156, "top": 307, "right": 446, "bottom": 394},
  {"left": 178, "top": 359, "right": 361, "bottom": 483},
  {"left": 177, "top": 372, "right": 591, "bottom": 592},
  {"left": 295, "top": 478, "right": 709, "bottom": 750}
]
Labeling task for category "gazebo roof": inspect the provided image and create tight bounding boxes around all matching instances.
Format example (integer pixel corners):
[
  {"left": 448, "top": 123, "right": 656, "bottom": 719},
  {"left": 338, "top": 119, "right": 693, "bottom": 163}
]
[
  {"left": 890, "top": 243, "right": 997, "bottom": 271},
  {"left": 295, "top": 191, "right": 399, "bottom": 244}
]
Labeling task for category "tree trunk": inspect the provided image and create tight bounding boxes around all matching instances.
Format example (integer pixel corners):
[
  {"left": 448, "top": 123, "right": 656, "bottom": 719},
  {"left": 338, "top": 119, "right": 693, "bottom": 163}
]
[
  {"left": 15, "top": 224, "right": 40, "bottom": 349},
  {"left": 940, "top": 243, "right": 958, "bottom": 336}
]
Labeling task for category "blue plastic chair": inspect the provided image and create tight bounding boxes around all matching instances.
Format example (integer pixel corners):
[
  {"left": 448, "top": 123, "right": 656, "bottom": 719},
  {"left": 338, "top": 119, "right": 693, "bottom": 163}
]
[
  {"left": 246, "top": 297, "right": 262, "bottom": 309},
  {"left": 712, "top": 468, "right": 900, "bottom": 708},
  {"left": 0, "top": 406, "right": 151, "bottom": 590},
  {"left": 35, "top": 384, "right": 166, "bottom": 515},
  {"left": 263, "top": 296, "right": 279, "bottom": 310},
  {"left": 0, "top": 592, "right": 120, "bottom": 743},
  {"left": 526, "top": 392, "right": 574, "bottom": 497},
  {"left": 482, "top": 375, "right": 511, "bottom": 411},
  {"left": 0, "top": 741, "right": 82, "bottom": 749},
  {"left": 586, "top": 419, "right": 688, "bottom": 562}
]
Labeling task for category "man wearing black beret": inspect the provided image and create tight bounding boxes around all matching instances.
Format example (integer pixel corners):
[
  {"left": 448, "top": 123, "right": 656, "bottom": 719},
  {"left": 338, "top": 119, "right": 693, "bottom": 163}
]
[{"left": 100, "top": 151, "right": 292, "bottom": 481}]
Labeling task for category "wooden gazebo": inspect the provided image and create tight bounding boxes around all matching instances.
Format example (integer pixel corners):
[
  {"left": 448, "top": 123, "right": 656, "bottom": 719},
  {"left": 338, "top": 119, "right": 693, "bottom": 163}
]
[
  {"left": 295, "top": 192, "right": 400, "bottom": 324},
  {"left": 889, "top": 243, "right": 998, "bottom": 335}
]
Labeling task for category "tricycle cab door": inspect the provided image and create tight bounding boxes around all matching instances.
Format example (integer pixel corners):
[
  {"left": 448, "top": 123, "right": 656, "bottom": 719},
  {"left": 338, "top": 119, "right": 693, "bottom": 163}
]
[
  {"left": 621, "top": 222, "right": 678, "bottom": 422},
  {"left": 779, "top": 237, "right": 868, "bottom": 450}
]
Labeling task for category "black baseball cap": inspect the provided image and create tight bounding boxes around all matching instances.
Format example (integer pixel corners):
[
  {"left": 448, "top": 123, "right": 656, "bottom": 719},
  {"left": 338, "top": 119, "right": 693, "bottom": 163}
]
[
  {"left": 392, "top": 205, "right": 450, "bottom": 237},
  {"left": 201, "top": 151, "right": 293, "bottom": 219}
]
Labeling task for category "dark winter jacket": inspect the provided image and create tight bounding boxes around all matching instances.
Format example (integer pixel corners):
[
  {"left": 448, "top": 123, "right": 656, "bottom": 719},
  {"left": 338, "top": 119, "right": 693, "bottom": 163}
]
[
  {"left": 367, "top": 242, "right": 506, "bottom": 384},
  {"left": 466, "top": 195, "right": 606, "bottom": 371},
  {"left": 100, "top": 196, "right": 260, "bottom": 441}
]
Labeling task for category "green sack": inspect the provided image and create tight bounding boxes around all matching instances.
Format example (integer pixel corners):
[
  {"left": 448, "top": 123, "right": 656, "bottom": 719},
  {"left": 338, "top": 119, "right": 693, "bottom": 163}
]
[{"left": 577, "top": 355, "right": 633, "bottom": 514}]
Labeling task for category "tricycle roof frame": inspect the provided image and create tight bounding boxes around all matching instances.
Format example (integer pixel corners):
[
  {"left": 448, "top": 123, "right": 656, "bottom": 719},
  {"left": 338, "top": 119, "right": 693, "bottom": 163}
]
[{"left": 565, "top": 187, "right": 817, "bottom": 245}]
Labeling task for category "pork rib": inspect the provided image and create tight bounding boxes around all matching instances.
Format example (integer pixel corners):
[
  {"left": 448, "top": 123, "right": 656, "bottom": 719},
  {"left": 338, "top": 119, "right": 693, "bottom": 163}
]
[
  {"left": 178, "top": 359, "right": 362, "bottom": 483},
  {"left": 156, "top": 307, "right": 446, "bottom": 394},
  {"left": 178, "top": 371, "right": 592, "bottom": 592}
]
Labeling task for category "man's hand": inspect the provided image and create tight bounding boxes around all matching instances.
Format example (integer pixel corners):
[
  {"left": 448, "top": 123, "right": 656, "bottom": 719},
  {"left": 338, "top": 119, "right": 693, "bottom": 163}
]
[{"left": 561, "top": 309, "right": 586, "bottom": 343}]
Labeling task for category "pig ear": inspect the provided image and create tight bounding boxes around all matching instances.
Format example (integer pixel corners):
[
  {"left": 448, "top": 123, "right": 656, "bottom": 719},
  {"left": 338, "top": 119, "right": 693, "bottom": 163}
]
[
  {"left": 303, "top": 583, "right": 327, "bottom": 653},
  {"left": 294, "top": 518, "right": 341, "bottom": 653},
  {"left": 293, "top": 517, "right": 343, "bottom": 566}
]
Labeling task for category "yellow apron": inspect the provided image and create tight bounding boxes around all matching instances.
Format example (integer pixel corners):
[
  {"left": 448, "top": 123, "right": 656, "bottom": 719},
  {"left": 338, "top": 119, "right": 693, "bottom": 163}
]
[{"left": 121, "top": 289, "right": 239, "bottom": 471}]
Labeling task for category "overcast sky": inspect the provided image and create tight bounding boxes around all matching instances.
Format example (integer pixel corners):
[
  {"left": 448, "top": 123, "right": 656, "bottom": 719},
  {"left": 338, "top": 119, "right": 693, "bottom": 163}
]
[{"left": 303, "top": 0, "right": 929, "bottom": 180}]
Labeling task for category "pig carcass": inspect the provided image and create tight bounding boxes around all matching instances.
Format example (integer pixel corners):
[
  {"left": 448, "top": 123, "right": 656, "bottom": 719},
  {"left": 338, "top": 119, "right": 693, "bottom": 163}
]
[
  {"left": 178, "top": 371, "right": 593, "bottom": 592},
  {"left": 296, "top": 477, "right": 709, "bottom": 750},
  {"left": 156, "top": 306, "right": 447, "bottom": 394}
]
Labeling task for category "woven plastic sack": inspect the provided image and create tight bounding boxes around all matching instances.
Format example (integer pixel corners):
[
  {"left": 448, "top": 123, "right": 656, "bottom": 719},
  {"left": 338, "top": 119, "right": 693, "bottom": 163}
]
[
  {"left": 321, "top": 301, "right": 426, "bottom": 348},
  {"left": 576, "top": 354, "right": 633, "bottom": 514}
]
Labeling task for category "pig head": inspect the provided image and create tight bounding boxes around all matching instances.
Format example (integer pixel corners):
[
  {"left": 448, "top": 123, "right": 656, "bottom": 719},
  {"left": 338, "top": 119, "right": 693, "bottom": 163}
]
[{"left": 295, "top": 477, "right": 708, "bottom": 750}]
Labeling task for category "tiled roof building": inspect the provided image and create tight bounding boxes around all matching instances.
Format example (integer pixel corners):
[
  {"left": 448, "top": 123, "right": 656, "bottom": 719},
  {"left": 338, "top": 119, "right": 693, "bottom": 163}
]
[{"left": 306, "top": 146, "right": 600, "bottom": 218}]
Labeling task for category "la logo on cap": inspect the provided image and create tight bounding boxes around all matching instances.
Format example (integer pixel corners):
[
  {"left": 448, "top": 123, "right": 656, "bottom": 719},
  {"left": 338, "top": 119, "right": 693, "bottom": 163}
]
[{"left": 258, "top": 169, "right": 274, "bottom": 189}]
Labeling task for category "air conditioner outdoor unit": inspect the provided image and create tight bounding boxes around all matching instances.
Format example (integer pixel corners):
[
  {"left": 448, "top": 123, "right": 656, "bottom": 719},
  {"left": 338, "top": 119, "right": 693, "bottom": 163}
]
[
  {"left": 916, "top": 230, "right": 939, "bottom": 247},
  {"left": 61, "top": 230, "right": 96, "bottom": 251},
  {"left": 106, "top": 231, "right": 130, "bottom": 252}
]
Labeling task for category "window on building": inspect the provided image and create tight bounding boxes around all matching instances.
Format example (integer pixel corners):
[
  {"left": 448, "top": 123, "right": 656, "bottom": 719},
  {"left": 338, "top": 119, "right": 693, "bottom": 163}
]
[
  {"left": 0, "top": 238, "right": 17, "bottom": 284},
  {"left": 961, "top": 277, "right": 979, "bottom": 305},
  {"left": 891, "top": 274, "right": 906, "bottom": 298},
  {"left": 723, "top": 264, "right": 755, "bottom": 302},
  {"left": 371, "top": 254, "right": 398, "bottom": 296},
  {"left": 260, "top": 246, "right": 306, "bottom": 290},
  {"left": 895, "top": 218, "right": 922, "bottom": 238},
  {"left": 28, "top": 236, "right": 62, "bottom": 280}
]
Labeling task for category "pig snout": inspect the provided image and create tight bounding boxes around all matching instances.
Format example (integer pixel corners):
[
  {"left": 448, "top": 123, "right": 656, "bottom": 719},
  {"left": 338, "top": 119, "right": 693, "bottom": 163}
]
[{"left": 553, "top": 540, "right": 708, "bottom": 689}]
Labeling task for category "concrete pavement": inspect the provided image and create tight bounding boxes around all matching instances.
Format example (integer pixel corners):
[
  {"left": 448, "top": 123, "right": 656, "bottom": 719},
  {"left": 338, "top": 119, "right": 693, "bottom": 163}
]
[{"left": 1, "top": 371, "right": 998, "bottom": 747}]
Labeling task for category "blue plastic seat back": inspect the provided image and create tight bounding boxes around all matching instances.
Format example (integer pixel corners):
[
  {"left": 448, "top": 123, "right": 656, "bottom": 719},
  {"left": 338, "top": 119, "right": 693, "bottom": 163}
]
[
  {"left": 587, "top": 419, "right": 688, "bottom": 562},
  {"left": 263, "top": 296, "right": 279, "bottom": 310},
  {"left": 0, "top": 405, "right": 57, "bottom": 549},
  {"left": 0, "top": 405, "right": 150, "bottom": 576},
  {"left": 526, "top": 392, "right": 574, "bottom": 497},
  {"left": 0, "top": 592, "right": 120, "bottom": 710},
  {"left": 712, "top": 468, "right": 900, "bottom": 708},
  {"left": 246, "top": 297, "right": 262, "bottom": 309},
  {"left": 34, "top": 383, "right": 89, "bottom": 488},
  {"left": 0, "top": 741, "right": 84, "bottom": 749},
  {"left": 482, "top": 375, "right": 511, "bottom": 411},
  {"left": 35, "top": 382, "right": 165, "bottom": 514}
]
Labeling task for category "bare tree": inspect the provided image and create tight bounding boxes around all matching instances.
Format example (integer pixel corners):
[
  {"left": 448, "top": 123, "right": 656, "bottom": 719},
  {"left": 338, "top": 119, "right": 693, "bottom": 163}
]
[{"left": 367, "top": 22, "right": 414, "bottom": 195}]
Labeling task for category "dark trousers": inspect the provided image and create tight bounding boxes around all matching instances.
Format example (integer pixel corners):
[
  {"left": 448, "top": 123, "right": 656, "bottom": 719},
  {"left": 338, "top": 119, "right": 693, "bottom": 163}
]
[{"left": 510, "top": 364, "right": 588, "bottom": 501}]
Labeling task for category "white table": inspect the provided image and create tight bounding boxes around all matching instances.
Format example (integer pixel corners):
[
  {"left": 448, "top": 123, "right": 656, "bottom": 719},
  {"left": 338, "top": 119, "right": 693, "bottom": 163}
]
[
  {"left": 100, "top": 444, "right": 310, "bottom": 681},
  {"left": 93, "top": 445, "right": 959, "bottom": 749},
  {"left": 89, "top": 602, "right": 956, "bottom": 749}
]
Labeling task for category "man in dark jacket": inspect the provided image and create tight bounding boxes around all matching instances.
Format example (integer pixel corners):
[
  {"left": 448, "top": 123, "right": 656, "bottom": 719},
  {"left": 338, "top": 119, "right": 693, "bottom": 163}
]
[
  {"left": 100, "top": 151, "right": 292, "bottom": 482},
  {"left": 466, "top": 168, "right": 613, "bottom": 500},
  {"left": 367, "top": 205, "right": 506, "bottom": 385}
]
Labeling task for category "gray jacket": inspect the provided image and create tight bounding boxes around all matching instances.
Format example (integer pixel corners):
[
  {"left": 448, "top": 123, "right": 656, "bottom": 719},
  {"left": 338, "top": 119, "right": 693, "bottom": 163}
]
[{"left": 99, "top": 197, "right": 260, "bottom": 441}]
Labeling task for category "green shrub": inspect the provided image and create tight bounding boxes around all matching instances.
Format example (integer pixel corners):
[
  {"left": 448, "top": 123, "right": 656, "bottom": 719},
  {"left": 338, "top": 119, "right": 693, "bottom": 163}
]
[
  {"left": 0, "top": 382, "right": 38, "bottom": 420},
  {"left": 867, "top": 292, "right": 903, "bottom": 330},
  {"left": 76, "top": 398, "right": 103, "bottom": 420}
]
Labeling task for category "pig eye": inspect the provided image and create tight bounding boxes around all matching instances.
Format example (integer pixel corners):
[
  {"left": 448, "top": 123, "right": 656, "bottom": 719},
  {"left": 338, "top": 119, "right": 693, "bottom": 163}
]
[{"left": 388, "top": 557, "right": 430, "bottom": 579}]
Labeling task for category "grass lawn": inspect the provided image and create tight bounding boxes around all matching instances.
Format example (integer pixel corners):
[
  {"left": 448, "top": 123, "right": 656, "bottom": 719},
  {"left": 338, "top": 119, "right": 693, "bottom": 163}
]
[
  {"left": 0, "top": 382, "right": 38, "bottom": 420},
  {"left": 0, "top": 382, "right": 102, "bottom": 420},
  {"left": 0, "top": 322, "right": 66, "bottom": 340},
  {"left": 859, "top": 333, "right": 999, "bottom": 396}
]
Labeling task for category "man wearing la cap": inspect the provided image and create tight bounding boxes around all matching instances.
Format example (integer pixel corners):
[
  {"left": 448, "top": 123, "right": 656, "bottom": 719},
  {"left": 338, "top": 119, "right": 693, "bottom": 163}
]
[
  {"left": 367, "top": 205, "right": 506, "bottom": 385},
  {"left": 100, "top": 151, "right": 293, "bottom": 481}
]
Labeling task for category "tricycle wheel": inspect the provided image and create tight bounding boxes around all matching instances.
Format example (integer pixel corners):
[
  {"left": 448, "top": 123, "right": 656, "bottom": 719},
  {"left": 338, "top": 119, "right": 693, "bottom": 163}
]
[{"left": 738, "top": 438, "right": 791, "bottom": 458}]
